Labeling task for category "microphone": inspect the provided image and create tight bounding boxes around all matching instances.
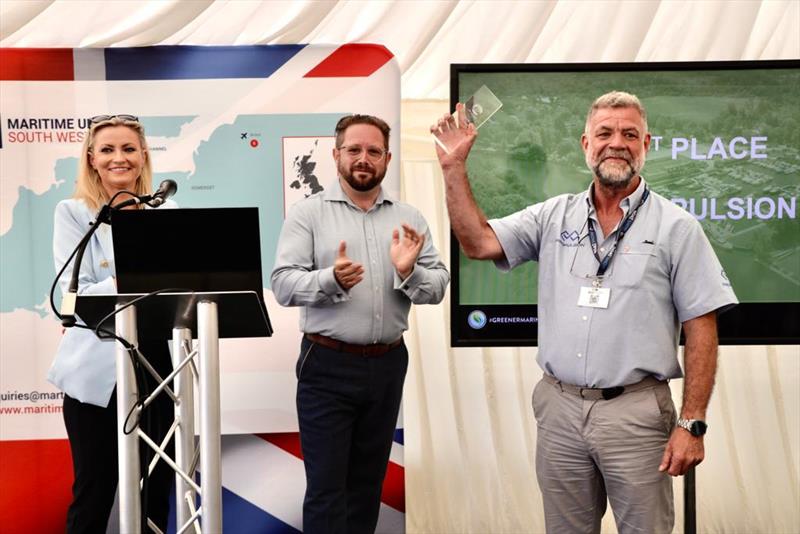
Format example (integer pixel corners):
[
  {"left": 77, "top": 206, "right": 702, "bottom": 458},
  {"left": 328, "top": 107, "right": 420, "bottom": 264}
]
[
  {"left": 112, "top": 196, "right": 148, "bottom": 210},
  {"left": 150, "top": 179, "right": 177, "bottom": 207},
  {"left": 111, "top": 180, "right": 177, "bottom": 210}
]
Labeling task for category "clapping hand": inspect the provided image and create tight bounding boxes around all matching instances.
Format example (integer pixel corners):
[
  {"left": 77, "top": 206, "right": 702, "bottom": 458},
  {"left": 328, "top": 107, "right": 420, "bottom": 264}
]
[
  {"left": 333, "top": 241, "right": 364, "bottom": 290},
  {"left": 391, "top": 223, "right": 425, "bottom": 280}
]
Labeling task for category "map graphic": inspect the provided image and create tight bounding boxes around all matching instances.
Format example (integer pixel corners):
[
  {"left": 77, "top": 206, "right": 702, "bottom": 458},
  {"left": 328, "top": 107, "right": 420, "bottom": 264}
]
[
  {"left": 0, "top": 114, "right": 343, "bottom": 316},
  {"left": 0, "top": 44, "right": 405, "bottom": 534},
  {"left": 282, "top": 136, "right": 337, "bottom": 215}
]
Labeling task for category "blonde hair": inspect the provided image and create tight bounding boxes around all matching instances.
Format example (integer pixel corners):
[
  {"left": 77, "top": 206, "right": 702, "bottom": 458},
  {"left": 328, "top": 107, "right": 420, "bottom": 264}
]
[
  {"left": 74, "top": 117, "right": 152, "bottom": 211},
  {"left": 585, "top": 91, "right": 648, "bottom": 134}
]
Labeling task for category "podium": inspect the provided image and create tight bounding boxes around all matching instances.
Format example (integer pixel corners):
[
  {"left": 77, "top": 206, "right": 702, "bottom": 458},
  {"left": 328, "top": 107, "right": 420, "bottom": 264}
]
[
  {"left": 78, "top": 291, "right": 270, "bottom": 533},
  {"left": 73, "top": 207, "right": 272, "bottom": 534}
]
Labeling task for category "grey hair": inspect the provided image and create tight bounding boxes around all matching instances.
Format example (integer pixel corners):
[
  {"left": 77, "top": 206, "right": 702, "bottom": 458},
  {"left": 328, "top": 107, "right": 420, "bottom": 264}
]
[{"left": 585, "top": 91, "right": 648, "bottom": 133}]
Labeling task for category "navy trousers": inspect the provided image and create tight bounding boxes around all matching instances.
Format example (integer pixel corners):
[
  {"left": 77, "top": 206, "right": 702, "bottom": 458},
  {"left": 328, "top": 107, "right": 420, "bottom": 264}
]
[{"left": 296, "top": 336, "right": 408, "bottom": 534}]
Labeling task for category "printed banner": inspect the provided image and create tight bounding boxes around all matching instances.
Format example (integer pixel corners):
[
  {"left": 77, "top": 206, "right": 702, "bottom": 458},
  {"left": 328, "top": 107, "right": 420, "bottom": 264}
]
[{"left": 0, "top": 44, "right": 404, "bottom": 533}]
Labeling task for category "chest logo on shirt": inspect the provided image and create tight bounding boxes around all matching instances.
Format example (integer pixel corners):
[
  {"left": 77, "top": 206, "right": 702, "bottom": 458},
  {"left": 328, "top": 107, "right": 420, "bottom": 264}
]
[{"left": 557, "top": 230, "right": 582, "bottom": 247}]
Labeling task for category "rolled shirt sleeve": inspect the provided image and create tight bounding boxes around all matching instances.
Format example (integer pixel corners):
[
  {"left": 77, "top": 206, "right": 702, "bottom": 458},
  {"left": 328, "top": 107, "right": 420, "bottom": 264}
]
[
  {"left": 488, "top": 201, "right": 550, "bottom": 272},
  {"left": 669, "top": 216, "right": 739, "bottom": 323},
  {"left": 271, "top": 201, "right": 351, "bottom": 307}
]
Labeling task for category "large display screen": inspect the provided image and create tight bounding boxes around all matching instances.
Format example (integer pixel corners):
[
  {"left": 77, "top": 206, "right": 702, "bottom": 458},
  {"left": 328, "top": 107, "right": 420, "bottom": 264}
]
[{"left": 451, "top": 60, "right": 799, "bottom": 346}]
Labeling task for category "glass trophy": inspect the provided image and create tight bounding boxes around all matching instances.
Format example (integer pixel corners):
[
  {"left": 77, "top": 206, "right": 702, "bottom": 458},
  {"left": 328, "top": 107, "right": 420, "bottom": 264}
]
[{"left": 433, "top": 85, "right": 503, "bottom": 153}]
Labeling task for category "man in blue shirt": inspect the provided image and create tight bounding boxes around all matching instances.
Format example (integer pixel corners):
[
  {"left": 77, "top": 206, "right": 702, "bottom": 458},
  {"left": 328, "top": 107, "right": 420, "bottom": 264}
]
[
  {"left": 432, "top": 92, "right": 737, "bottom": 533},
  {"left": 272, "top": 114, "right": 449, "bottom": 534}
]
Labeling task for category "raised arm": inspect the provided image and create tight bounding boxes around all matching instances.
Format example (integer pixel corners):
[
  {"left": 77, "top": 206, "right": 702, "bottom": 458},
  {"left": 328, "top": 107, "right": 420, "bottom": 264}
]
[{"left": 431, "top": 103, "right": 504, "bottom": 261}]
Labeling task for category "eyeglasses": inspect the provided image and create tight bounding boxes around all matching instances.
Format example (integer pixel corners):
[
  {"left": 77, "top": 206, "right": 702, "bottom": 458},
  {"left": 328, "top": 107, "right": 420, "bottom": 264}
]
[
  {"left": 90, "top": 114, "right": 139, "bottom": 124},
  {"left": 337, "top": 144, "right": 388, "bottom": 161}
]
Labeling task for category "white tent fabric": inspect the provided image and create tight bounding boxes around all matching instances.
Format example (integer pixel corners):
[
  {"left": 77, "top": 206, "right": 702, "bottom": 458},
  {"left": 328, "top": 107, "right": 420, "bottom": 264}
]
[
  {"left": 2, "top": 1, "right": 799, "bottom": 532},
  {"left": 2, "top": 0, "right": 798, "bottom": 99}
]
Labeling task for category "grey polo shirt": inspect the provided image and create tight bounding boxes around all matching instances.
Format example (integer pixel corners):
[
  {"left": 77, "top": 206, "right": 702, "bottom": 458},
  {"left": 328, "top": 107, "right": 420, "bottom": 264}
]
[
  {"left": 489, "top": 178, "right": 738, "bottom": 388},
  {"left": 271, "top": 180, "right": 449, "bottom": 345}
]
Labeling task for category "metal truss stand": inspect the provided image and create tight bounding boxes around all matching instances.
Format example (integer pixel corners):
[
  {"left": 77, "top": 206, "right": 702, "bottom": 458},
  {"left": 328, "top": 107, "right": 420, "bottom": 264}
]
[
  {"left": 76, "top": 290, "right": 271, "bottom": 534},
  {"left": 115, "top": 301, "right": 221, "bottom": 534}
]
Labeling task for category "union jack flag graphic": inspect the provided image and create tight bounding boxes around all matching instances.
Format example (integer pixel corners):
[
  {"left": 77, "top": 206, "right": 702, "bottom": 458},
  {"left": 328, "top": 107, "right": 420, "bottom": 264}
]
[{"left": 0, "top": 43, "right": 403, "bottom": 533}]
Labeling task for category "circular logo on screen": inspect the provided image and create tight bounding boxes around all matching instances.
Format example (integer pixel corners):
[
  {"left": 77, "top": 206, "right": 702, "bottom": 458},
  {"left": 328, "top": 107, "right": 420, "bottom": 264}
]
[{"left": 467, "top": 310, "right": 487, "bottom": 329}]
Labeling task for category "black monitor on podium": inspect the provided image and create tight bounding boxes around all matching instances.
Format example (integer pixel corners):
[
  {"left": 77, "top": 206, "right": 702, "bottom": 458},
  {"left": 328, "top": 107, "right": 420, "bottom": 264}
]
[{"left": 76, "top": 207, "right": 273, "bottom": 340}]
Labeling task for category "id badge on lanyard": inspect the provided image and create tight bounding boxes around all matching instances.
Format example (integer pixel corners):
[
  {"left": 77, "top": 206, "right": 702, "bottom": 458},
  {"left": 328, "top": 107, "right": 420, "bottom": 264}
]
[
  {"left": 577, "top": 187, "right": 649, "bottom": 310},
  {"left": 578, "top": 277, "right": 610, "bottom": 309}
]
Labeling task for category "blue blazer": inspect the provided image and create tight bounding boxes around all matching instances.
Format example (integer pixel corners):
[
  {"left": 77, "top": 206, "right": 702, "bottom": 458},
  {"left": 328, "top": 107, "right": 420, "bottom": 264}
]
[{"left": 48, "top": 198, "right": 177, "bottom": 407}]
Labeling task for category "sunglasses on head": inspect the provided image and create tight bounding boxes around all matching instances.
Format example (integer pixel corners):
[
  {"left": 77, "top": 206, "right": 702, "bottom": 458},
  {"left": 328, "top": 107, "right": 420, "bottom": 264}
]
[{"left": 90, "top": 114, "right": 139, "bottom": 124}]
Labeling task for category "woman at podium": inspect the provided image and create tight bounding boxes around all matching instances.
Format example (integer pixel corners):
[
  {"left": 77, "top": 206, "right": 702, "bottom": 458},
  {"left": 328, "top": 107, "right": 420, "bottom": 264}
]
[{"left": 48, "top": 115, "right": 177, "bottom": 533}]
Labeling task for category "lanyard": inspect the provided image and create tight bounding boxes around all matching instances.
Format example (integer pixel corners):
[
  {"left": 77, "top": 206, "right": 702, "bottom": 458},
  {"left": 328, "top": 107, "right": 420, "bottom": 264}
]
[{"left": 587, "top": 187, "right": 650, "bottom": 277}]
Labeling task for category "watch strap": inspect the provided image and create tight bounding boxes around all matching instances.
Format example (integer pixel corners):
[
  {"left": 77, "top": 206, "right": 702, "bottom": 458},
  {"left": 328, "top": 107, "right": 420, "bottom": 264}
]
[{"left": 677, "top": 418, "right": 707, "bottom": 436}]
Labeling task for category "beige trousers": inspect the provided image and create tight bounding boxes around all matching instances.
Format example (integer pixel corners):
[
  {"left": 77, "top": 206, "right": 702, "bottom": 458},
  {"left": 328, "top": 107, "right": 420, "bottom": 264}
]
[{"left": 532, "top": 377, "right": 677, "bottom": 534}]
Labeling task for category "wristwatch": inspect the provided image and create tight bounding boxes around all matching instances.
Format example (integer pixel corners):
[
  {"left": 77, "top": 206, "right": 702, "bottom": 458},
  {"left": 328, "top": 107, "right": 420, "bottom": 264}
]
[{"left": 677, "top": 418, "right": 707, "bottom": 437}]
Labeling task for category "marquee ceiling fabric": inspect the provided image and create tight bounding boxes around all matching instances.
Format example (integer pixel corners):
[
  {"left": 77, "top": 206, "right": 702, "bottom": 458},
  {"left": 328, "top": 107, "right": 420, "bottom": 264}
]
[
  {"left": 1, "top": 0, "right": 798, "bottom": 99},
  {"left": 1, "top": 2, "right": 799, "bottom": 533}
]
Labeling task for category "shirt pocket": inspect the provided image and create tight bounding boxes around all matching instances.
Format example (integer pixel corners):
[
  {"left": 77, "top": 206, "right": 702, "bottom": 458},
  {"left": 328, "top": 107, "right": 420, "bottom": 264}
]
[
  {"left": 567, "top": 240, "right": 598, "bottom": 280},
  {"left": 610, "top": 244, "right": 657, "bottom": 288}
]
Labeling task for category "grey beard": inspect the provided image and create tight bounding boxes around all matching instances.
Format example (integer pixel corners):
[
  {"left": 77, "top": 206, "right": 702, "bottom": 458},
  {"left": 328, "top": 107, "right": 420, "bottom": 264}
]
[{"left": 593, "top": 161, "right": 636, "bottom": 190}]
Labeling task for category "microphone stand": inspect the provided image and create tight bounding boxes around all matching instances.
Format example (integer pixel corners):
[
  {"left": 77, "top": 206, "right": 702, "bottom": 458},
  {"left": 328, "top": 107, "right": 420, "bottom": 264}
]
[
  {"left": 56, "top": 190, "right": 142, "bottom": 327},
  {"left": 53, "top": 180, "right": 177, "bottom": 327},
  {"left": 59, "top": 203, "right": 114, "bottom": 326}
]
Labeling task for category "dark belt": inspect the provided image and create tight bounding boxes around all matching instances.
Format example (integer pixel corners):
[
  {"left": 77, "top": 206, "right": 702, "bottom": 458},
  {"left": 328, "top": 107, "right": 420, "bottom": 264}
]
[
  {"left": 543, "top": 374, "right": 665, "bottom": 401},
  {"left": 305, "top": 333, "right": 403, "bottom": 357}
]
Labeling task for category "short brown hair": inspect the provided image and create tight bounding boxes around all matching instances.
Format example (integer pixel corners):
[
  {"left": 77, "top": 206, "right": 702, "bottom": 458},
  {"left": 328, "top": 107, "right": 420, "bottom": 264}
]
[{"left": 335, "top": 114, "right": 390, "bottom": 149}]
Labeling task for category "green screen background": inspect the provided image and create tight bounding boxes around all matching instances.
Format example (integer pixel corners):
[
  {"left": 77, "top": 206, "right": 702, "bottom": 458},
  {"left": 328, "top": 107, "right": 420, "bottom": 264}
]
[{"left": 458, "top": 68, "right": 800, "bottom": 305}]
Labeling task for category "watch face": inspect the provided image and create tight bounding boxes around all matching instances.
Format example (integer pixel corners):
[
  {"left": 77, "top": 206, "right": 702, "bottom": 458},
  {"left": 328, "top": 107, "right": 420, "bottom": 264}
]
[{"left": 690, "top": 420, "right": 708, "bottom": 436}]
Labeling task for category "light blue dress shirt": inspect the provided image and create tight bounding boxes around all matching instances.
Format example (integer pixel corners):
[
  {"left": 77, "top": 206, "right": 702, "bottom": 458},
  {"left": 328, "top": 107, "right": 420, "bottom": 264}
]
[
  {"left": 489, "top": 178, "right": 738, "bottom": 388},
  {"left": 271, "top": 180, "right": 449, "bottom": 345}
]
